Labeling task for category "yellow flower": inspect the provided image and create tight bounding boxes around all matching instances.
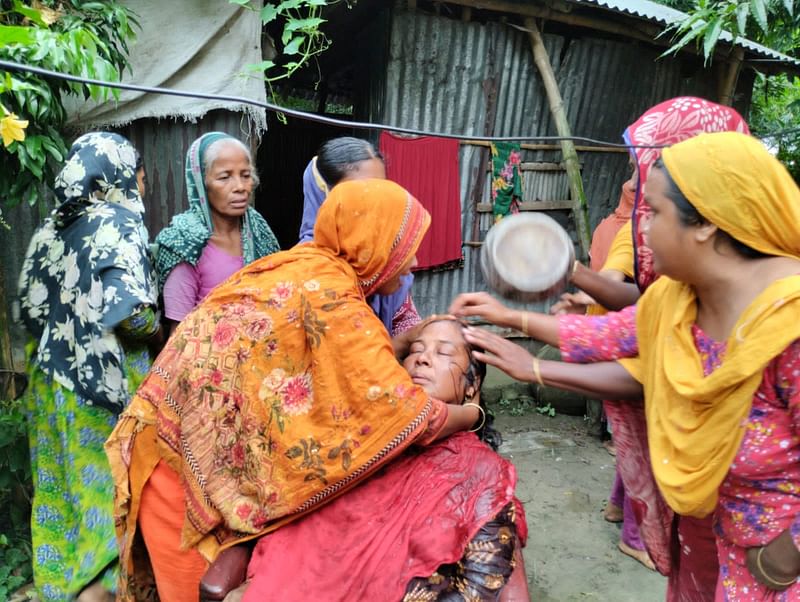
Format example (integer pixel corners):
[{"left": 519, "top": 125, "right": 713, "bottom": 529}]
[{"left": 0, "top": 110, "right": 28, "bottom": 148}]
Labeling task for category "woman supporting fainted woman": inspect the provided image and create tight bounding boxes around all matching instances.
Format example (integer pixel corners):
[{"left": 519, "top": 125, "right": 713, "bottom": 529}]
[
  {"left": 231, "top": 317, "right": 529, "bottom": 601},
  {"left": 453, "top": 131, "right": 800, "bottom": 600},
  {"left": 105, "top": 179, "right": 482, "bottom": 601}
]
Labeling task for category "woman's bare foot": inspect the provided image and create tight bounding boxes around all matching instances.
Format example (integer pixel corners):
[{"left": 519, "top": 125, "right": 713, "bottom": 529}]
[
  {"left": 618, "top": 540, "right": 656, "bottom": 571},
  {"left": 76, "top": 581, "right": 114, "bottom": 602},
  {"left": 603, "top": 502, "right": 623, "bottom": 523}
]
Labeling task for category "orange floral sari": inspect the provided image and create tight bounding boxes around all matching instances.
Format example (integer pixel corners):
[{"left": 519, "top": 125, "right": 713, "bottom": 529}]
[{"left": 106, "top": 180, "right": 445, "bottom": 599}]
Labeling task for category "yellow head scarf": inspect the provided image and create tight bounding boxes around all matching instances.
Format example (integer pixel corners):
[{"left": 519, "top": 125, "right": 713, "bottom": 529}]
[{"left": 621, "top": 132, "right": 800, "bottom": 517}]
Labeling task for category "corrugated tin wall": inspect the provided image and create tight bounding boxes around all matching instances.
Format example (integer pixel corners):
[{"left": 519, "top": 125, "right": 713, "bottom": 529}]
[{"left": 381, "top": 8, "right": 716, "bottom": 317}]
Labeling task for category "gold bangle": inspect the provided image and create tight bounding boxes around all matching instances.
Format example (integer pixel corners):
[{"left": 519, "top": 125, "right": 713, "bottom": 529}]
[
  {"left": 757, "top": 546, "right": 798, "bottom": 588},
  {"left": 531, "top": 357, "right": 544, "bottom": 386},
  {"left": 571, "top": 260, "right": 580, "bottom": 278},
  {"left": 520, "top": 312, "right": 528, "bottom": 336},
  {"left": 463, "top": 402, "right": 486, "bottom": 433}
]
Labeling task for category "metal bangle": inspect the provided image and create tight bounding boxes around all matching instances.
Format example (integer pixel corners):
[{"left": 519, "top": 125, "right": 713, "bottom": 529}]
[
  {"left": 757, "top": 546, "right": 798, "bottom": 588},
  {"left": 532, "top": 357, "right": 544, "bottom": 386},
  {"left": 463, "top": 402, "right": 486, "bottom": 433},
  {"left": 520, "top": 312, "right": 529, "bottom": 336}
]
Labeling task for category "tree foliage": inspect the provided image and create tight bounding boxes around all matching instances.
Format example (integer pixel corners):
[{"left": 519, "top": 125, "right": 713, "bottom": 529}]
[
  {"left": 0, "top": 0, "right": 138, "bottom": 222},
  {"left": 658, "top": 0, "right": 799, "bottom": 179},
  {"left": 232, "top": 0, "right": 348, "bottom": 102}
]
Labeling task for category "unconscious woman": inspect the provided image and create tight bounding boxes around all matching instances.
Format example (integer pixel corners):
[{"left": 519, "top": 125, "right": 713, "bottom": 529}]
[
  {"left": 18, "top": 132, "right": 161, "bottom": 602},
  {"left": 154, "top": 132, "right": 280, "bottom": 329},
  {"left": 453, "top": 132, "right": 800, "bottom": 600},
  {"left": 208, "top": 317, "right": 529, "bottom": 602},
  {"left": 298, "top": 136, "right": 422, "bottom": 336},
  {"left": 105, "top": 179, "right": 482, "bottom": 602}
]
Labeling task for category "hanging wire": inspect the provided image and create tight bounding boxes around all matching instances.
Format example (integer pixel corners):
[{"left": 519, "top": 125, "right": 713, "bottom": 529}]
[{"left": 2, "top": 58, "right": 793, "bottom": 146}]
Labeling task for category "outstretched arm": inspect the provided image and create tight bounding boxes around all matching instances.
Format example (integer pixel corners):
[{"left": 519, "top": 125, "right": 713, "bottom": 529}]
[
  {"left": 571, "top": 262, "right": 640, "bottom": 311},
  {"left": 462, "top": 326, "right": 642, "bottom": 401},
  {"left": 448, "top": 292, "right": 560, "bottom": 347}
]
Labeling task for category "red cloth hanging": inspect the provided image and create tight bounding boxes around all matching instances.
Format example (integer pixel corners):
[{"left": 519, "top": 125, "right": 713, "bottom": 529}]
[{"left": 379, "top": 132, "right": 462, "bottom": 270}]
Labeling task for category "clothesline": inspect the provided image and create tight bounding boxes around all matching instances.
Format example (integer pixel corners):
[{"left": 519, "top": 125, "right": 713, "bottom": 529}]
[{"left": 460, "top": 139, "right": 628, "bottom": 153}]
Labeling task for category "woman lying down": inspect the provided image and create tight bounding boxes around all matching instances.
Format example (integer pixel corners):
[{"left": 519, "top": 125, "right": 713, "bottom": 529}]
[{"left": 222, "top": 317, "right": 529, "bottom": 601}]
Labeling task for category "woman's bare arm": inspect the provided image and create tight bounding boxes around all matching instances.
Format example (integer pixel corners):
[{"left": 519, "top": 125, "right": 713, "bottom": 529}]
[{"left": 462, "top": 326, "right": 642, "bottom": 400}]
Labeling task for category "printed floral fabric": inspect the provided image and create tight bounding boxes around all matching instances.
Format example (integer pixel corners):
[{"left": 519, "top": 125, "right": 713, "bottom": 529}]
[
  {"left": 25, "top": 344, "right": 151, "bottom": 600},
  {"left": 243, "top": 431, "right": 524, "bottom": 602},
  {"left": 402, "top": 503, "right": 519, "bottom": 602},
  {"left": 559, "top": 310, "right": 800, "bottom": 599},
  {"left": 18, "top": 132, "right": 158, "bottom": 414},
  {"left": 490, "top": 142, "right": 523, "bottom": 222},
  {"left": 622, "top": 98, "right": 748, "bottom": 292},
  {"left": 106, "top": 180, "right": 445, "bottom": 599}
]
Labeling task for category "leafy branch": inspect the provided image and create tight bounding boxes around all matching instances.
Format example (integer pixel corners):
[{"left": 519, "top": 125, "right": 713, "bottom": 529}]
[
  {"left": 0, "top": 0, "right": 138, "bottom": 221},
  {"left": 661, "top": 0, "right": 798, "bottom": 61},
  {"left": 231, "top": 0, "right": 344, "bottom": 114}
]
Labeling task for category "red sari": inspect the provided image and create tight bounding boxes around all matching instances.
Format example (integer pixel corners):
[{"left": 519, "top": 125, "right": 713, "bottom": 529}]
[{"left": 243, "top": 432, "right": 527, "bottom": 601}]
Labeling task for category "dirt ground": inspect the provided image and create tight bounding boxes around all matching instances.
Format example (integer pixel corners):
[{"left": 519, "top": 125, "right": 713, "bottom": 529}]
[{"left": 486, "top": 367, "right": 667, "bottom": 602}]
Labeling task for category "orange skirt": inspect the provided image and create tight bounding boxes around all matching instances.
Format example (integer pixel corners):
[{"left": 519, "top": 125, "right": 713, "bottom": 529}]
[{"left": 138, "top": 460, "right": 209, "bottom": 602}]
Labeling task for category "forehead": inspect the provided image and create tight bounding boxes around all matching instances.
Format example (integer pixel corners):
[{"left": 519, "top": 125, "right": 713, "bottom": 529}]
[
  {"left": 208, "top": 143, "right": 250, "bottom": 168},
  {"left": 417, "top": 320, "right": 465, "bottom": 344}
]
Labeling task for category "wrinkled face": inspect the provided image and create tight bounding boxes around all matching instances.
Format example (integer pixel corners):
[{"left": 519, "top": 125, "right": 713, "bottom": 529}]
[
  {"left": 376, "top": 254, "right": 418, "bottom": 295},
  {"left": 339, "top": 157, "right": 386, "bottom": 183},
  {"left": 641, "top": 167, "right": 694, "bottom": 278},
  {"left": 205, "top": 143, "right": 254, "bottom": 219},
  {"left": 402, "top": 320, "right": 472, "bottom": 404},
  {"left": 136, "top": 167, "right": 146, "bottom": 199}
]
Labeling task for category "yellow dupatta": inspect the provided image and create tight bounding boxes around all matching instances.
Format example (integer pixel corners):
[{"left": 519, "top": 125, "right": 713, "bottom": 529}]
[{"left": 620, "top": 132, "right": 800, "bottom": 517}]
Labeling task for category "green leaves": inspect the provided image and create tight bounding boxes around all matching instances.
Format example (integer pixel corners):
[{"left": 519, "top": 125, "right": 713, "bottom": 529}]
[
  {"left": 240, "top": 0, "right": 332, "bottom": 87},
  {"left": 0, "top": 1, "right": 138, "bottom": 222},
  {"left": 662, "top": 0, "right": 799, "bottom": 61}
]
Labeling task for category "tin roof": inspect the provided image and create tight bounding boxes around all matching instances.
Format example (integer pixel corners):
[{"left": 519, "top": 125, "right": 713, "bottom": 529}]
[{"left": 571, "top": 0, "right": 800, "bottom": 68}]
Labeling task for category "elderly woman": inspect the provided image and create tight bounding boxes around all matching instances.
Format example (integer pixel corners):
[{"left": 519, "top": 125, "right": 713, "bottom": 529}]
[
  {"left": 18, "top": 132, "right": 160, "bottom": 601},
  {"left": 106, "top": 179, "right": 481, "bottom": 602},
  {"left": 154, "top": 132, "right": 279, "bottom": 328},
  {"left": 456, "top": 132, "right": 800, "bottom": 600},
  {"left": 298, "top": 136, "right": 421, "bottom": 336}
]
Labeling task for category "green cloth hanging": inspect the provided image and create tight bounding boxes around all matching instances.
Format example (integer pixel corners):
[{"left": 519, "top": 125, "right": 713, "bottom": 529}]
[{"left": 490, "top": 142, "right": 524, "bottom": 223}]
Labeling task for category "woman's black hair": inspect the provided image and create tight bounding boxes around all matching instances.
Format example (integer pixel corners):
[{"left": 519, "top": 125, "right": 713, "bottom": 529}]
[
  {"left": 316, "top": 137, "right": 384, "bottom": 187},
  {"left": 653, "top": 157, "right": 769, "bottom": 260},
  {"left": 464, "top": 344, "right": 503, "bottom": 451},
  {"left": 135, "top": 151, "right": 143, "bottom": 172}
]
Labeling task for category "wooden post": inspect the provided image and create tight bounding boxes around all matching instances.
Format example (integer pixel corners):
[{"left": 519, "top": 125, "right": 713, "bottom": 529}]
[
  {"left": 0, "top": 268, "right": 16, "bottom": 399},
  {"left": 718, "top": 47, "right": 744, "bottom": 106},
  {"left": 524, "top": 17, "right": 591, "bottom": 260}
]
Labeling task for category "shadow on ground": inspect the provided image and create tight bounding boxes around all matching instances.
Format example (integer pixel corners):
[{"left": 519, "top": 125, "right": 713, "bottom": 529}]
[{"left": 487, "top": 365, "right": 666, "bottom": 602}]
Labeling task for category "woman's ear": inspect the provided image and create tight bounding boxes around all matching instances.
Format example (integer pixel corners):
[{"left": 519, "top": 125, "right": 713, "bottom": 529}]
[{"left": 694, "top": 222, "right": 718, "bottom": 244}]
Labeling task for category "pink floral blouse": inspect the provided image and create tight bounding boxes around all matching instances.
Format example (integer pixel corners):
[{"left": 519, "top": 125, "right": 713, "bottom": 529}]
[{"left": 559, "top": 307, "right": 800, "bottom": 597}]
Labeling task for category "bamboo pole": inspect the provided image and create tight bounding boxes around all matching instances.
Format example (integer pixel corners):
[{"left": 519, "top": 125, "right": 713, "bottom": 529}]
[
  {"left": 524, "top": 17, "right": 591, "bottom": 260},
  {"left": 0, "top": 268, "right": 16, "bottom": 399},
  {"left": 718, "top": 47, "right": 745, "bottom": 106}
]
